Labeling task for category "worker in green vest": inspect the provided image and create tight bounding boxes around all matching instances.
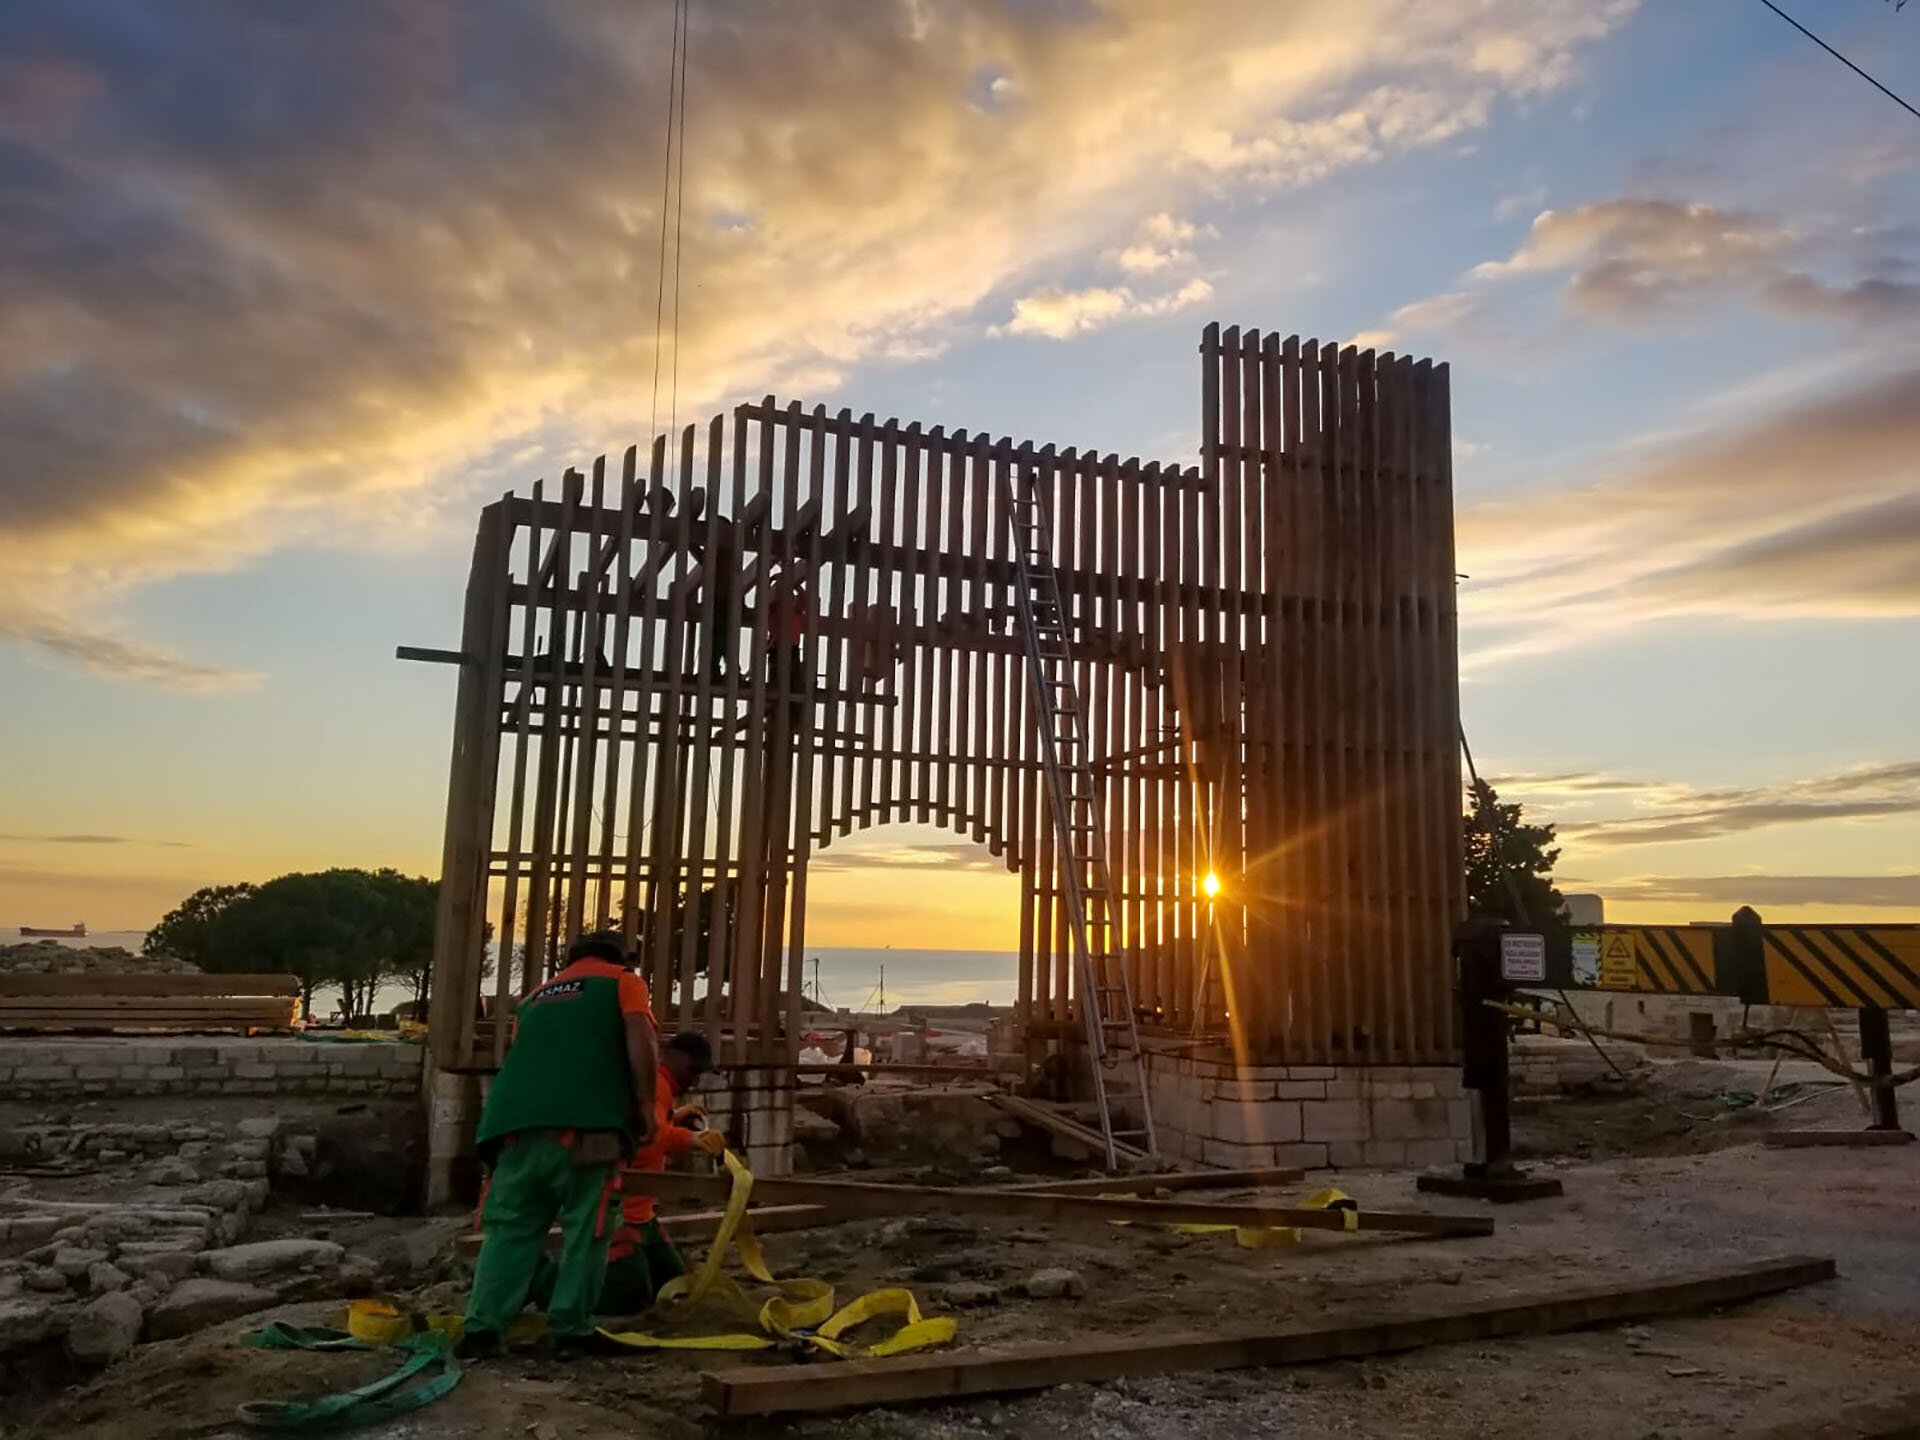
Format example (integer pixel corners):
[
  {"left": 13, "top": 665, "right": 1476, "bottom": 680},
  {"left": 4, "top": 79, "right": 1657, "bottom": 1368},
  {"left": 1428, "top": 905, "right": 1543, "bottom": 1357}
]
[{"left": 458, "top": 931, "right": 659, "bottom": 1359}]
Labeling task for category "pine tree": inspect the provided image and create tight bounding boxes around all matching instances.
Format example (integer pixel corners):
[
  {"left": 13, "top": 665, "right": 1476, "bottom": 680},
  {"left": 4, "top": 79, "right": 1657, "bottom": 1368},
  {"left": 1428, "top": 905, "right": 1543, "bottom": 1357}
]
[{"left": 1463, "top": 779, "right": 1568, "bottom": 937}]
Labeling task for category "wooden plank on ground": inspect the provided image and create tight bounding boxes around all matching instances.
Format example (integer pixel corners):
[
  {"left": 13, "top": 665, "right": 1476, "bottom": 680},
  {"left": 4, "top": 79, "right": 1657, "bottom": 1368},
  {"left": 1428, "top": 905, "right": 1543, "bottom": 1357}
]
[
  {"left": 625, "top": 1173, "right": 1492, "bottom": 1237},
  {"left": 454, "top": 1202, "right": 830, "bottom": 1257},
  {"left": 0, "top": 973, "right": 300, "bottom": 998},
  {"left": 703, "top": 1255, "right": 1838, "bottom": 1417},
  {"left": 1000, "top": 1167, "right": 1304, "bottom": 1196}
]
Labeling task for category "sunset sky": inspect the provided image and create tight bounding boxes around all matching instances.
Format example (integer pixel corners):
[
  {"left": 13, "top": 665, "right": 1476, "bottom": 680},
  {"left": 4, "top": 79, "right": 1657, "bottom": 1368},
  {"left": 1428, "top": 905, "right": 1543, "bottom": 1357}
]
[{"left": 3, "top": 1, "right": 1918, "bottom": 951}]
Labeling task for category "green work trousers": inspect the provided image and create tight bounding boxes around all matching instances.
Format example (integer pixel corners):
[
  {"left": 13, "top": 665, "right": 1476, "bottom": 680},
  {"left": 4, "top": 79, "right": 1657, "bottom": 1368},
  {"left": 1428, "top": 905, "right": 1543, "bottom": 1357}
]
[
  {"left": 528, "top": 1217, "right": 687, "bottom": 1316},
  {"left": 465, "top": 1132, "right": 618, "bottom": 1338}
]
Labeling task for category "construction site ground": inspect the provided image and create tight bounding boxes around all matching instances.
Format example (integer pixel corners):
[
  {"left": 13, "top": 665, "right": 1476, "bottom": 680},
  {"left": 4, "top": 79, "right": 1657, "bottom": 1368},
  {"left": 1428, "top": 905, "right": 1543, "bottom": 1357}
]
[{"left": 16, "top": 1063, "right": 1920, "bottom": 1439}]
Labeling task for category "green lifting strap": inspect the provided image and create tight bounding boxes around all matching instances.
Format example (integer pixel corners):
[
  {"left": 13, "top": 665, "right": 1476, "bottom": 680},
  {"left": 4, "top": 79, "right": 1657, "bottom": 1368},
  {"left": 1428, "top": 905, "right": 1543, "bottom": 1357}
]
[{"left": 236, "top": 1326, "right": 461, "bottom": 1431}]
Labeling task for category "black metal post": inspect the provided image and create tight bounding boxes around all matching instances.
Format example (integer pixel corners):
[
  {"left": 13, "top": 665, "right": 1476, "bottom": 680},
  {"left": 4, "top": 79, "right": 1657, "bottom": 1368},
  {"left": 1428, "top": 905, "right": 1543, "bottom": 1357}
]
[
  {"left": 1858, "top": 1006, "right": 1901, "bottom": 1132},
  {"left": 1417, "top": 917, "right": 1562, "bottom": 1202},
  {"left": 1459, "top": 919, "right": 1514, "bottom": 1173}
]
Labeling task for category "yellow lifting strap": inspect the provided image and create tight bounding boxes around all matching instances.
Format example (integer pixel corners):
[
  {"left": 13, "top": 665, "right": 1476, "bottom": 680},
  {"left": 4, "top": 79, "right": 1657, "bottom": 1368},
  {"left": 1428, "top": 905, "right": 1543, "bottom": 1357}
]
[{"left": 596, "top": 1149, "right": 957, "bottom": 1358}]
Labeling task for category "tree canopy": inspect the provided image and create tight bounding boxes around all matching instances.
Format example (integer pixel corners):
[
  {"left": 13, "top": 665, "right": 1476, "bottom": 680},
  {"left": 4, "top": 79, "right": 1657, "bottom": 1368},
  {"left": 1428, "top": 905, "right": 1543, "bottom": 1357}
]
[
  {"left": 1463, "top": 778, "right": 1568, "bottom": 938},
  {"left": 144, "top": 868, "right": 437, "bottom": 1019}
]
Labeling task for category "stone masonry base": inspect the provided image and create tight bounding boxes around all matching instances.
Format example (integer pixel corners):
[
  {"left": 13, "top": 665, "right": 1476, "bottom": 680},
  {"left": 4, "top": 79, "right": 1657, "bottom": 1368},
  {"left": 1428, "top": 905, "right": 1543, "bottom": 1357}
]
[
  {"left": 697, "top": 1069, "right": 795, "bottom": 1179},
  {"left": 422, "top": 1059, "right": 799, "bottom": 1207},
  {"left": 1144, "top": 1051, "right": 1472, "bottom": 1170},
  {"left": 0, "top": 1035, "right": 422, "bottom": 1102}
]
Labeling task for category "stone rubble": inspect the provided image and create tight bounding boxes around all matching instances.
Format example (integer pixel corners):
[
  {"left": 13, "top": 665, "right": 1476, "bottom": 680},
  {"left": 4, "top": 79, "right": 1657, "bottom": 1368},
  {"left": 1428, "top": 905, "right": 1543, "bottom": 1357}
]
[
  {"left": 146, "top": 1278, "right": 279, "bottom": 1342},
  {"left": 64, "top": 1290, "right": 144, "bottom": 1365}
]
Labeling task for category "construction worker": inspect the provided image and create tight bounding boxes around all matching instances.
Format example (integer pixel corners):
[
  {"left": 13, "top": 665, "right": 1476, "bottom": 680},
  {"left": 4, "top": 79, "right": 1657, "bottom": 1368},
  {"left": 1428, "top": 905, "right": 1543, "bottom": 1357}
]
[
  {"left": 525, "top": 1029, "right": 724, "bottom": 1314},
  {"left": 604, "top": 1030, "right": 726, "bottom": 1310},
  {"left": 458, "top": 932, "right": 659, "bottom": 1360}
]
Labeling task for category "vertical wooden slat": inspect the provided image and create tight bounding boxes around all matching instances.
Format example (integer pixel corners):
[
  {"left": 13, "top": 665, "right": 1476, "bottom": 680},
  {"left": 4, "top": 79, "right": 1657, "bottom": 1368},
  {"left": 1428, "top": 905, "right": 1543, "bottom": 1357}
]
[
  {"left": 815, "top": 411, "right": 854, "bottom": 845},
  {"left": 594, "top": 449, "right": 640, "bottom": 940},
  {"left": 728, "top": 401, "right": 779, "bottom": 1067},
  {"left": 915, "top": 428, "right": 944, "bottom": 824},
  {"left": 842, "top": 413, "right": 876, "bottom": 837},
  {"left": 1298, "top": 341, "right": 1330, "bottom": 1060},
  {"left": 1432, "top": 360, "right": 1465, "bottom": 1058},
  {"left": 1353, "top": 348, "right": 1390, "bottom": 1058},
  {"left": 523, "top": 468, "right": 580, "bottom": 989},
  {"left": 425, "top": 500, "right": 510, "bottom": 1068},
  {"left": 704, "top": 408, "right": 751, "bottom": 1042},
  {"left": 619, "top": 440, "right": 670, "bottom": 957},
  {"left": 676, "top": 418, "right": 724, "bottom": 1028},
  {"left": 563, "top": 457, "right": 609, "bottom": 941},
  {"left": 970, "top": 434, "right": 992, "bottom": 846},
  {"left": 1388, "top": 352, "right": 1418, "bottom": 1061},
  {"left": 868, "top": 419, "right": 898, "bottom": 831},
  {"left": 643, "top": 428, "right": 698, "bottom": 1007},
  {"left": 1260, "top": 333, "right": 1294, "bottom": 1056},
  {"left": 491, "top": 481, "right": 544, "bottom": 1058},
  {"left": 990, "top": 441, "right": 1014, "bottom": 862},
  {"left": 891, "top": 424, "right": 922, "bottom": 828},
  {"left": 782, "top": 407, "right": 829, "bottom": 1062}
]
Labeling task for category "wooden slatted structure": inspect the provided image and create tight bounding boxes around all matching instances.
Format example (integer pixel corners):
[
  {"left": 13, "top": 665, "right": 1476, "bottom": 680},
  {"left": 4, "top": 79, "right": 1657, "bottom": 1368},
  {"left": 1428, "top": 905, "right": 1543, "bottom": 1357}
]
[{"left": 423, "top": 324, "right": 1462, "bottom": 1081}]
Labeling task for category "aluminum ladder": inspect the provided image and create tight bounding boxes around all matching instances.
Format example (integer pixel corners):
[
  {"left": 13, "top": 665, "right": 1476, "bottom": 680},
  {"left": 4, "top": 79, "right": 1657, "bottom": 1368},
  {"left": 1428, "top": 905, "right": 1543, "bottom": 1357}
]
[{"left": 1003, "top": 453, "right": 1157, "bottom": 1169}]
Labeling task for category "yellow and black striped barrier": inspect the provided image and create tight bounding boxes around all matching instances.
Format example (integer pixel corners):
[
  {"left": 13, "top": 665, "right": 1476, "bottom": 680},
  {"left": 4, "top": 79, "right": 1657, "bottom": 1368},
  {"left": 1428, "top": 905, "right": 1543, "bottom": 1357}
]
[
  {"left": 1759, "top": 927, "right": 1920, "bottom": 1011},
  {"left": 1551, "top": 922, "right": 1920, "bottom": 1012}
]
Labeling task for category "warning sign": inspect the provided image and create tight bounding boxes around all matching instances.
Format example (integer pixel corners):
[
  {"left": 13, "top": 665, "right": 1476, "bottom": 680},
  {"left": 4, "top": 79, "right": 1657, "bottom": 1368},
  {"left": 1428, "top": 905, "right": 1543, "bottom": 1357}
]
[
  {"left": 1499, "top": 932, "right": 1547, "bottom": 984},
  {"left": 1571, "top": 932, "right": 1600, "bottom": 987},
  {"left": 1598, "top": 931, "right": 1637, "bottom": 990}
]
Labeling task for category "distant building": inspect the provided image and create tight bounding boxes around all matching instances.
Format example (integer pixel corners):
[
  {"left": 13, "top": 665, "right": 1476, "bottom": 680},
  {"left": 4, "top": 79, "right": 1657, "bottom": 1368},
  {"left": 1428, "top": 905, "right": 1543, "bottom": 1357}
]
[{"left": 1564, "top": 893, "right": 1604, "bottom": 926}]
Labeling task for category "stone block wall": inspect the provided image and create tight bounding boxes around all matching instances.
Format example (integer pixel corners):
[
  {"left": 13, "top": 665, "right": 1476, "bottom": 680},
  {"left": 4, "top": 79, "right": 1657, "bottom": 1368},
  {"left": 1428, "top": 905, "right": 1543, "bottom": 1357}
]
[
  {"left": 0, "top": 1036, "right": 422, "bottom": 1102},
  {"left": 697, "top": 1069, "right": 795, "bottom": 1178},
  {"left": 1145, "top": 1052, "right": 1472, "bottom": 1170}
]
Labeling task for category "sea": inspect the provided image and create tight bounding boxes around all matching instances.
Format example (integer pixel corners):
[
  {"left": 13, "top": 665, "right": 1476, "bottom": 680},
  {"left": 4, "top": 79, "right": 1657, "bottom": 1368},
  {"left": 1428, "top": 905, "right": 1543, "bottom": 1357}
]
[{"left": 10, "top": 931, "right": 1017, "bottom": 1017}]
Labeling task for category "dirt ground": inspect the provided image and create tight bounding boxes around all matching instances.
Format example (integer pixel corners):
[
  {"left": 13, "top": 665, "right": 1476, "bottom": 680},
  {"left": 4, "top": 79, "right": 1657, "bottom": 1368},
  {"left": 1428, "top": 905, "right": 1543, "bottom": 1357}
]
[{"left": 14, "top": 1064, "right": 1920, "bottom": 1439}]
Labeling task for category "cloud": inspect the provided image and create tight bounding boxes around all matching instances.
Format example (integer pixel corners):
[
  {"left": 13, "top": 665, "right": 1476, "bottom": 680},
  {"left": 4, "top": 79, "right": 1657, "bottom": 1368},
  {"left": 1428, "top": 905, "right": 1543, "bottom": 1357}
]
[
  {"left": 811, "top": 841, "right": 1005, "bottom": 874},
  {"left": 993, "top": 276, "right": 1213, "bottom": 339},
  {"left": 0, "top": 0, "right": 1635, "bottom": 683},
  {"left": 1351, "top": 192, "right": 1920, "bottom": 367},
  {"left": 1459, "top": 364, "right": 1920, "bottom": 659},
  {"left": 1471, "top": 198, "right": 1920, "bottom": 323},
  {"left": 1113, "top": 212, "right": 1207, "bottom": 275},
  {"left": 0, "top": 833, "right": 188, "bottom": 847},
  {"left": 1494, "top": 183, "right": 1546, "bottom": 222},
  {"left": 2, "top": 604, "right": 261, "bottom": 691},
  {"left": 1577, "top": 874, "right": 1920, "bottom": 910},
  {"left": 1547, "top": 760, "right": 1920, "bottom": 850}
]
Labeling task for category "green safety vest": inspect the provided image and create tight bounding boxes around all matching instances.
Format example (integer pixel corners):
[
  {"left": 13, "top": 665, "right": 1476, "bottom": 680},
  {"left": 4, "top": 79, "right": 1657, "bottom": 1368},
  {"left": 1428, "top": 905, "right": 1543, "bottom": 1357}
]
[{"left": 475, "top": 960, "right": 639, "bottom": 1161}]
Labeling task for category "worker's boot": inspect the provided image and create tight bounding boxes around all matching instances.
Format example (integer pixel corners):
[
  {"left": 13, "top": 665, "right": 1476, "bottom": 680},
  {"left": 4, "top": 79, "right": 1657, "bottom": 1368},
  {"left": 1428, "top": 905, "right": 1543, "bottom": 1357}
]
[{"left": 454, "top": 1327, "right": 504, "bottom": 1362}]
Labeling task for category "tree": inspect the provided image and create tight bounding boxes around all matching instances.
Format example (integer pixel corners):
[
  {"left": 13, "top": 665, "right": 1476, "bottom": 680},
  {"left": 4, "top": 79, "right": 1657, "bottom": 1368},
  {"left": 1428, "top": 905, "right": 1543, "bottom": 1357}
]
[
  {"left": 369, "top": 869, "right": 439, "bottom": 1011},
  {"left": 166, "top": 868, "right": 439, "bottom": 1021},
  {"left": 1463, "top": 779, "right": 1568, "bottom": 938},
  {"left": 143, "top": 883, "right": 257, "bottom": 968}
]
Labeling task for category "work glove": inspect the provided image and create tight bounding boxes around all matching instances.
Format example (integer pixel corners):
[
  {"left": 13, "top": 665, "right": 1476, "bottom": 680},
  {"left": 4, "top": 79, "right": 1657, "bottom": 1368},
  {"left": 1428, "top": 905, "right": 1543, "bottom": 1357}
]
[{"left": 694, "top": 1129, "right": 728, "bottom": 1158}]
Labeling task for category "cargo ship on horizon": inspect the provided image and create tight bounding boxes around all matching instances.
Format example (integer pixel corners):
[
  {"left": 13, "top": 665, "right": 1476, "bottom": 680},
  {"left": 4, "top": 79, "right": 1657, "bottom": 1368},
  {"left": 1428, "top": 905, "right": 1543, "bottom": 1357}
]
[{"left": 17, "top": 922, "right": 86, "bottom": 938}]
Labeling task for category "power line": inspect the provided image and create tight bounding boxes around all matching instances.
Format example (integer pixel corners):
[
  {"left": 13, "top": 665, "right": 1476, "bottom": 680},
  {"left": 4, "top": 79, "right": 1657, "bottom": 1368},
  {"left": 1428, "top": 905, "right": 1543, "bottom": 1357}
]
[
  {"left": 1757, "top": 0, "right": 1920, "bottom": 122},
  {"left": 648, "top": 0, "right": 688, "bottom": 440},
  {"left": 667, "top": 0, "right": 692, "bottom": 455}
]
